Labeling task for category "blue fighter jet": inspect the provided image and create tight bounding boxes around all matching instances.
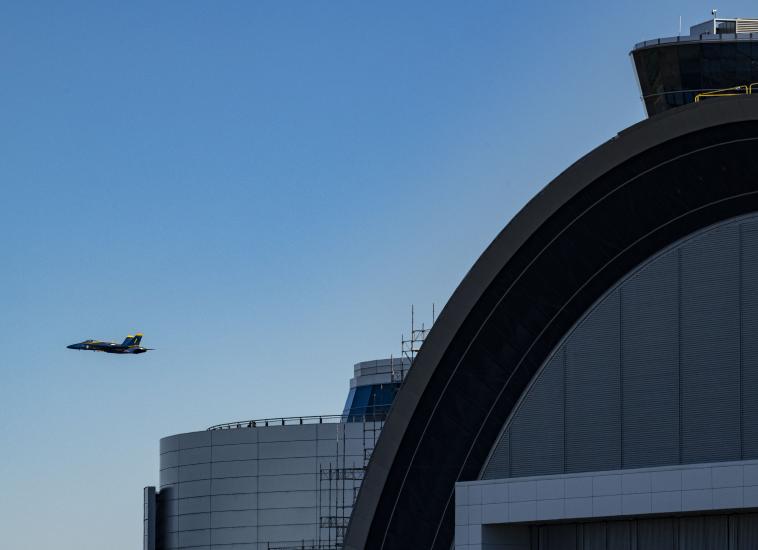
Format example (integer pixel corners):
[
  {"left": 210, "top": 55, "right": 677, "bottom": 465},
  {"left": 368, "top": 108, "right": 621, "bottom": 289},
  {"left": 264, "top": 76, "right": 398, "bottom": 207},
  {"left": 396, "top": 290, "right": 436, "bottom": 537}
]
[{"left": 67, "top": 333, "right": 152, "bottom": 354}]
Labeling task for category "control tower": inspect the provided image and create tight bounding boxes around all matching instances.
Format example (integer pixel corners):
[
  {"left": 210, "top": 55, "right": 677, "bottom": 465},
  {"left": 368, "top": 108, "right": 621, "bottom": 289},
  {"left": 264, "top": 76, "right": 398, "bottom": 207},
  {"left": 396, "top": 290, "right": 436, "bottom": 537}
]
[{"left": 632, "top": 16, "right": 758, "bottom": 116}]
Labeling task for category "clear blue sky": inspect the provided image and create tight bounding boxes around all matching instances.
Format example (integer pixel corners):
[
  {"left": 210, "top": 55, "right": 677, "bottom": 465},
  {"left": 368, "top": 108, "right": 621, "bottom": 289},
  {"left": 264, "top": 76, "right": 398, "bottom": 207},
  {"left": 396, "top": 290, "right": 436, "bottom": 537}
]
[{"left": 0, "top": 1, "right": 749, "bottom": 548}]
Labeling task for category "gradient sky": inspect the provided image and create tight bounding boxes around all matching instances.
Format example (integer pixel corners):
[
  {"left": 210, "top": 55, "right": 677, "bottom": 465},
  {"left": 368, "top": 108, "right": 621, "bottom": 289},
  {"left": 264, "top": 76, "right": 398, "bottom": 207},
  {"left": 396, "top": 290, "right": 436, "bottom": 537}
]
[{"left": 1, "top": 2, "right": 751, "bottom": 548}]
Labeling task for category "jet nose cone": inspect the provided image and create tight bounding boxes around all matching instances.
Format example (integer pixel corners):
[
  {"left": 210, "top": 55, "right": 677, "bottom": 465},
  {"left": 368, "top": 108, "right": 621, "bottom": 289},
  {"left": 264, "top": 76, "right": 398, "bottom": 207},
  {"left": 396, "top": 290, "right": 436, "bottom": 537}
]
[{"left": 67, "top": 344, "right": 77, "bottom": 349}]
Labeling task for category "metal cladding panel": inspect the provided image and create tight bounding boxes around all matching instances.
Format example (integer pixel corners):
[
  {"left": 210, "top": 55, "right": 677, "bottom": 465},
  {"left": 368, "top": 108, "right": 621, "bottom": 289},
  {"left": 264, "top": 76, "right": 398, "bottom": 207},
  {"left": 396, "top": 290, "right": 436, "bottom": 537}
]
[
  {"left": 258, "top": 457, "right": 316, "bottom": 476},
  {"left": 156, "top": 422, "right": 378, "bottom": 549},
  {"left": 210, "top": 526, "right": 258, "bottom": 545},
  {"left": 160, "top": 467, "right": 178, "bottom": 486},
  {"left": 178, "top": 528, "right": 210, "bottom": 547},
  {"left": 211, "top": 427, "right": 258, "bottom": 446},
  {"left": 161, "top": 451, "right": 179, "bottom": 469},
  {"left": 741, "top": 223, "right": 758, "bottom": 460},
  {"left": 482, "top": 428, "right": 510, "bottom": 479},
  {"left": 620, "top": 251, "right": 679, "bottom": 469},
  {"left": 509, "top": 353, "right": 565, "bottom": 477},
  {"left": 211, "top": 510, "right": 257, "bottom": 529},
  {"left": 211, "top": 493, "right": 257, "bottom": 512},
  {"left": 212, "top": 475, "right": 257, "bottom": 495},
  {"left": 160, "top": 435, "right": 180, "bottom": 454},
  {"left": 565, "top": 292, "right": 621, "bottom": 474},
  {"left": 211, "top": 459, "right": 258, "bottom": 478},
  {"left": 680, "top": 225, "right": 742, "bottom": 464},
  {"left": 179, "top": 446, "right": 211, "bottom": 466},
  {"left": 178, "top": 496, "right": 210, "bottom": 515},
  {"left": 178, "top": 512, "right": 209, "bottom": 531},
  {"left": 213, "top": 444, "right": 257, "bottom": 462},
  {"left": 179, "top": 462, "right": 211, "bottom": 482},
  {"left": 178, "top": 479, "right": 211, "bottom": 499},
  {"left": 482, "top": 214, "right": 758, "bottom": 483}
]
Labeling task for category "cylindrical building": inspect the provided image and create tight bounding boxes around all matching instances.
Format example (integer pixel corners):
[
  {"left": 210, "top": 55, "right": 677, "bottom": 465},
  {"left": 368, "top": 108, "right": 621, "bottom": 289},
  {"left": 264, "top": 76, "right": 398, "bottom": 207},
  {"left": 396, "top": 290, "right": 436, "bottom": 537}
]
[{"left": 146, "top": 358, "right": 409, "bottom": 550}]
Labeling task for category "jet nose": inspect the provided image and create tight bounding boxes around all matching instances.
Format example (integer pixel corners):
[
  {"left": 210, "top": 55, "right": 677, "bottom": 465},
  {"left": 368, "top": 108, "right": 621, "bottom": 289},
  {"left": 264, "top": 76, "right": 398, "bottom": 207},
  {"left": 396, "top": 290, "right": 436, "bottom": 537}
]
[{"left": 67, "top": 344, "right": 77, "bottom": 349}]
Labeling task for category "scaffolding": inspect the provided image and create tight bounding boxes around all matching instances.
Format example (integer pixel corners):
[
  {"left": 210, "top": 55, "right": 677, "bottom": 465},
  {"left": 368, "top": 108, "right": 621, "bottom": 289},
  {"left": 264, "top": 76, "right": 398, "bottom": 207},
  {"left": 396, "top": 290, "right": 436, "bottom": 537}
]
[
  {"left": 401, "top": 304, "right": 434, "bottom": 365},
  {"left": 318, "top": 422, "right": 360, "bottom": 549},
  {"left": 316, "top": 305, "right": 435, "bottom": 548}
]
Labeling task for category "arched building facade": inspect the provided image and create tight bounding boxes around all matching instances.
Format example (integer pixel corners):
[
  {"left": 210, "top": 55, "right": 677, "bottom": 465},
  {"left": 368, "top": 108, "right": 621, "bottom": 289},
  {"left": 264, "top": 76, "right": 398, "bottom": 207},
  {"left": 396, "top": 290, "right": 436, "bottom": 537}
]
[{"left": 345, "top": 97, "right": 758, "bottom": 550}]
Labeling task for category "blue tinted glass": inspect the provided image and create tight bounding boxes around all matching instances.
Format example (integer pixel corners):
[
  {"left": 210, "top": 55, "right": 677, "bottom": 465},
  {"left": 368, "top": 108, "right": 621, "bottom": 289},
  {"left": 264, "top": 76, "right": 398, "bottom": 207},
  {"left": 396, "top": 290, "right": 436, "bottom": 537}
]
[
  {"left": 351, "top": 386, "right": 372, "bottom": 413},
  {"left": 345, "top": 383, "right": 403, "bottom": 420},
  {"left": 342, "top": 388, "right": 356, "bottom": 416}
]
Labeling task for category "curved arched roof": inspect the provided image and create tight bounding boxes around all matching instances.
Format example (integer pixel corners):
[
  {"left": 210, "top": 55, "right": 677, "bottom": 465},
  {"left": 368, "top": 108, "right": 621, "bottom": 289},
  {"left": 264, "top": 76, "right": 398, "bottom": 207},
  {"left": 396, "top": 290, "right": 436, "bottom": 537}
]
[{"left": 345, "top": 97, "right": 758, "bottom": 550}]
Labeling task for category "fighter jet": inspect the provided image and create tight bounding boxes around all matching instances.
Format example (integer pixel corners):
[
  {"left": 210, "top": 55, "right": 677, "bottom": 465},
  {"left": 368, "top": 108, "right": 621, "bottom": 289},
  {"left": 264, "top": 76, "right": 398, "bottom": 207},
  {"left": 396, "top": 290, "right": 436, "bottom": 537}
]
[{"left": 67, "top": 333, "right": 152, "bottom": 354}]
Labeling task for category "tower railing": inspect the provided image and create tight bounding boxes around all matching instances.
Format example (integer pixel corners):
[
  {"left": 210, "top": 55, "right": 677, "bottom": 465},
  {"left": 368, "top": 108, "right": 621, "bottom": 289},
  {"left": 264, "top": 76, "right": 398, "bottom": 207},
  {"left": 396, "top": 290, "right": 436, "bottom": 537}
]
[{"left": 693, "top": 83, "right": 758, "bottom": 103}]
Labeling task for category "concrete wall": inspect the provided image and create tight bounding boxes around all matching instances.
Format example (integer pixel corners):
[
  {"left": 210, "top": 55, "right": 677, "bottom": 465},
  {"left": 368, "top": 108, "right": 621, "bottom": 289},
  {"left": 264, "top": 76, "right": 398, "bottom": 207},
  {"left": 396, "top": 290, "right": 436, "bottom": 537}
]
[{"left": 156, "top": 422, "right": 376, "bottom": 549}]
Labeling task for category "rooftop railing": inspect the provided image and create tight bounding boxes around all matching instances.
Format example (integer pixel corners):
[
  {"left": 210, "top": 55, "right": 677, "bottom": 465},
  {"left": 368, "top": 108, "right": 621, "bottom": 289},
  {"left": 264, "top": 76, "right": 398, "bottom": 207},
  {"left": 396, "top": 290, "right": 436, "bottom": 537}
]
[
  {"left": 207, "top": 409, "right": 390, "bottom": 431},
  {"left": 634, "top": 32, "right": 758, "bottom": 50}
]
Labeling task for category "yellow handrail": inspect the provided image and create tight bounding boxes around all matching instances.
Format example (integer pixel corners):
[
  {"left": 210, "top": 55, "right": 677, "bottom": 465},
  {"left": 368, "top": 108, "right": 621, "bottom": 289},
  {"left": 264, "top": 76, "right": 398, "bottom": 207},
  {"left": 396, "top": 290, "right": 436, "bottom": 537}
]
[{"left": 695, "top": 85, "right": 749, "bottom": 103}]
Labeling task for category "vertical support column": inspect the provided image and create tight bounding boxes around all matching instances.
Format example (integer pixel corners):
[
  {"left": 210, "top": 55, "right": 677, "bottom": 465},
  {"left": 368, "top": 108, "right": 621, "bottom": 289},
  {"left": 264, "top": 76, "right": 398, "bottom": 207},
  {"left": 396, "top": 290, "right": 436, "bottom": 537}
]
[{"left": 143, "top": 486, "right": 156, "bottom": 550}]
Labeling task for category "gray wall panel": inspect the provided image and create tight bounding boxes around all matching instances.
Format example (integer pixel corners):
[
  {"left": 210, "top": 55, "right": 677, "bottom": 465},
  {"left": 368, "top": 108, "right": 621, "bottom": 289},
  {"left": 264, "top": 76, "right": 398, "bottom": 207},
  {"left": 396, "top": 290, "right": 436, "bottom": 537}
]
[
  {"left": 211, "top": 510, "right": 257, "bottom": 529},
  {"left": 161, "top": 451, "right": 179, "bottom": 469},
  {"left": 178, "top": 431, "right": 211, "bottom": 450},
  {"left": 211, "top": 476, "right": 257, "bottom": 495},
  {"left": 258, "top": 440, "right": 317, "bottom": 460},
  {"left": 161, "top": 468, "right": 179, "bottom": 486},
  {"left": 160, "top": 436, "right": 180, "bottom": 454},
  {"left": 211, "top": 429, "right": 258, "bottom": 446},
  {"left": 257, "top": 507, "right": 317, "bottom": 525},
  {"left": 741, "top": 224, "right": 758, "bottom": 460},
  {"left": 621, "top": 252, "right": 679, "bottom": 469},
  {"left": 483, "top": 214, "right": 758, "bottom": 482},
  {"left": 565, "top": 292, "right": 621, "bottom": 473},
  {"left": 483, "top": 427, "right": 510, "bottom": 479},
  {"left": 212, "top": 444, "right": 257, "bottom": 462},
  {"left": 510, "top": 353, "right": 564, "bottom": 477},
  {"left": 258, "top": 490, "right": 317, "bottom": 509},
  {"left": 258, "top": 457, "right": 316, "bottom": 476},
  {"left": 179, "top": 447, "right": 211, "bottom": 466},
  {"left": 210, "top": 527, "right": 258, "bottom": 545},
  {"left": 680, "top": 226, "right": 741, "bottom": 464},
  {"left": 211, "top": 494, "right": 257, "bottom": 512},
  {"left": 178, "top": 480, "right": 211, "bottom": 499},
  {"left": 179, "top": 463, "right": 211, "bottom": 483},
  {"left": 257, "top": 424, "right": 317, "bottom": 442},
  {"left": 178, "top": 512, "right": 210, "bottom": 532},
  {"left": 211, "top": 460, "right": 258, "bottom": 479},
  {"left": 258, "top": 524, "right": 313, "bottom": 542},
  {"left": 178, "top": 528, "right": 210, "bottom": 547},
  {"left": 258, "top": 474, "right": 316, "bottom": 492},
  {"left": 178, "top": 497, "right": 210, "bottom": 515}
]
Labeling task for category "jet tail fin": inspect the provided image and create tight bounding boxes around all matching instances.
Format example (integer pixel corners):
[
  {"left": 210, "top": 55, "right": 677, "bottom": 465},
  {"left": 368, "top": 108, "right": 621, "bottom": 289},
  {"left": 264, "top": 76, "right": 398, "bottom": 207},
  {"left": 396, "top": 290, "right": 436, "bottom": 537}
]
[
  {"left": 121, "top": 335, "right": 135, "bottom": 346},
  {"left": 132, "top": 333, "right": 143, "bottom": 346}
]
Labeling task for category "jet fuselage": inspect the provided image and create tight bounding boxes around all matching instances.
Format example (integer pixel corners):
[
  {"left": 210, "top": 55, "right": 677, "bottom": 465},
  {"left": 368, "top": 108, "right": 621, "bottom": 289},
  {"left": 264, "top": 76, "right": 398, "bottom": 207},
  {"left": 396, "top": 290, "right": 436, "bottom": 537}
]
[{"left": 67, "top": 334, "right": 151, "bottom": 354}]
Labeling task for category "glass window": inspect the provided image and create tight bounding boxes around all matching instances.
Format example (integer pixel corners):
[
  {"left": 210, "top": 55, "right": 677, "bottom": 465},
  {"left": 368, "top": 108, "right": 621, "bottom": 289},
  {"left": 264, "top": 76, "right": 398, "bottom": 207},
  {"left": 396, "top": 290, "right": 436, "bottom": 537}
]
[{"left": 342, "top": 388, "right": 356, "bottom": 416}]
